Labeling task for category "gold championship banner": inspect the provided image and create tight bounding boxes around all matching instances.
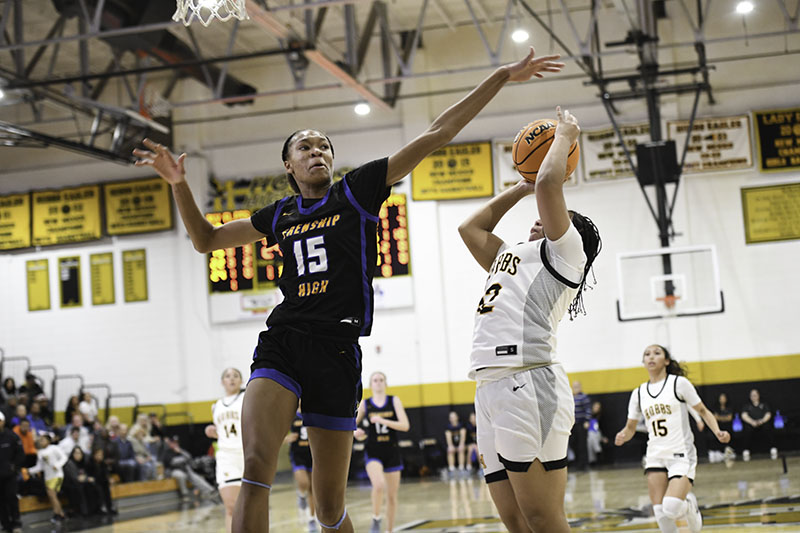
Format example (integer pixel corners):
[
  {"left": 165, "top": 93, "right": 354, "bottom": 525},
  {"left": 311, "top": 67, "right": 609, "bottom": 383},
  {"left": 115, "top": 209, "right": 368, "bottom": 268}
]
[
  {"left": 90, "top": 252, "right": 115, "bottom": 305},
  {"left": 122, "top": 249, "right": 148, "bottom": 303},
  {"left": 581, "top": 123, "right": 651, "bottom": 181},
  {"left": 754, "top": 107, "right": 800, "bottom": 172},
  {"left": 0, "top": 193, "right": 31, "bottom": 250},
  {"left": 741, "top": 182, "right": 800, "bottom": 244},
  {"left": 104, "top": 178, "right": 173, "bottom": 235},
  {"left": 666, "top": 115, "right": 752, "bottom": 173},
  {"left": 31, "top": 185, "right": 101, "bottom": 246},
  {"left": 26, "top": 259, "right": 50, "bottom": 311},
  {"left": 412, "top": 142, "right": 493, "bottom": 200}
]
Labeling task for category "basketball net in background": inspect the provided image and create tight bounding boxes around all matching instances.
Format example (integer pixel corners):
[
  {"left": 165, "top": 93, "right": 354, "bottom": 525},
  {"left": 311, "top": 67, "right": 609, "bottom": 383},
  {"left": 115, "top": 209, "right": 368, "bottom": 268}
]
[
  {"left": 139, "top": 83, "right": 172, "bottom": 120},
  {"left": 173, "top": 0, "right": 249, "bottom": 27}
]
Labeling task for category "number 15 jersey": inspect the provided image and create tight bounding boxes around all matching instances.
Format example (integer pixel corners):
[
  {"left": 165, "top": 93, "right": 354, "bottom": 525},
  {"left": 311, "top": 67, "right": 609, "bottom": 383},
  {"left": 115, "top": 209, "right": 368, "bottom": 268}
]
[
  {"left": 627, "top": 374, "right": 701, "bottom": 460},
  {"left": 469, "top": 224, "right": 586, "bottom": 381}
]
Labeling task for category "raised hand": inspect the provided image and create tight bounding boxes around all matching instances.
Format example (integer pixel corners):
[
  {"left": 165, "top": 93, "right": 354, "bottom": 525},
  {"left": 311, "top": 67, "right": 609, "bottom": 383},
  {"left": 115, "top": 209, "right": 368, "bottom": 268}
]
[
  {"left": 133, "top": 138, "right": 187, "bottom": 185},
  {"left": 505, "top": 47, "right": 565, "bottom": 82},
  {"left": 555, "top": 106, "right": 580, "bottom": 145}
]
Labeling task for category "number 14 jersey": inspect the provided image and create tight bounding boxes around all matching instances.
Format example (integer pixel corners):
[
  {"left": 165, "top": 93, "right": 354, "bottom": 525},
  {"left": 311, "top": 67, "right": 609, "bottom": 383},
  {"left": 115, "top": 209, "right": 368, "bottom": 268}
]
[{"left": 469, "top": 224, "right": 586, "bottom": 382}]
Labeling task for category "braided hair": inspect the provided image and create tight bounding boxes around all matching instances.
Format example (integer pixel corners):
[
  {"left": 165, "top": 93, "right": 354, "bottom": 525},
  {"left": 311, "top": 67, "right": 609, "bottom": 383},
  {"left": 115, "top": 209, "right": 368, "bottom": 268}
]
[
  {"left": 281, "top": 129, "right": 335, "bottom": 194},
  {"left": 567, "top": 210, "right": 602, "bottom": 319}
]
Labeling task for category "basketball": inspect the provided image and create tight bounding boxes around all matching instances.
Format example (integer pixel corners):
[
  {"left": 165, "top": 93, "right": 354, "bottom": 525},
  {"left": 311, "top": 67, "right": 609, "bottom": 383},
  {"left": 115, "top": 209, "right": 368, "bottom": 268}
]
[{"left": 512, "top": 119, "right": 580, "bottom": 182}]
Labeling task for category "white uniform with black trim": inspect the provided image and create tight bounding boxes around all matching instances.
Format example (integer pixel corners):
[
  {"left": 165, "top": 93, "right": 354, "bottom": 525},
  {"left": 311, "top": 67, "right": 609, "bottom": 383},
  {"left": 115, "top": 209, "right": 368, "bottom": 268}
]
[
  {"left": 628, "top": 374, "right": 701, "bottom": 480},
  {"left": 212, "top": 390, "right": 245, "bottom": 488},
  {"left": 470, "top": 225, "right": 586, "bottom": 475}
]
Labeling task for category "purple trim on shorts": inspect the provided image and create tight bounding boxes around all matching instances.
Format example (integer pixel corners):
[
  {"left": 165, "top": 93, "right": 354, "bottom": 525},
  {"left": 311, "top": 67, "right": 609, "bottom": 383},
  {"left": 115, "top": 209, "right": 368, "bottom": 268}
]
[
  {"left": 296, "top": 188, "right": 332, "bottom": 215},
  {"left": 292, "top": 464, "right": 312, "bottom": 472},
  {"left": 303, "top": 412, "right": 356, "bottom": 431},
  {"left": 271, "top": 197, "right": 289, "bottom": 236},
  {"left": 249, "top": 368, "right": 301, "bottom": 398},
  {"left": 384, "top": 464, "right": 404, "bottom": 473}
]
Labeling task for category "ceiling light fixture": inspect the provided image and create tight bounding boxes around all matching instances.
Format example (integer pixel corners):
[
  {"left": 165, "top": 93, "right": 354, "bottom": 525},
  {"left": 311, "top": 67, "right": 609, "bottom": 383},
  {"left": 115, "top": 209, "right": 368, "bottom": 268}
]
[
  {"left": 354, "top": 102, "right": 371, "bottom": 116},
  {"left": 511, "top": 29, "right": 529, "bottom": 43},
  {"left": 736, "top": 1, "right": 754, "bottom": 14},
  {"left": 0, "top": 88, "right": 5, "bottom": 100}
]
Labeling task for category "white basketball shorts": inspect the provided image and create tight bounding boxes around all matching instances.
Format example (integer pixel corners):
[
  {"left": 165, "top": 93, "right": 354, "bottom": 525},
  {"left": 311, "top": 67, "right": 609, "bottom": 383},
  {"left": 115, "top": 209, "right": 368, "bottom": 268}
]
[
  {"left": 475, "top": 363, "right": 574, "bottom": 481},
  {"left": 215, "top": 449, "right": 244, "bottom": 488},
  {"left": 644, "top": 452, "right": 697, "bottom": 481}
]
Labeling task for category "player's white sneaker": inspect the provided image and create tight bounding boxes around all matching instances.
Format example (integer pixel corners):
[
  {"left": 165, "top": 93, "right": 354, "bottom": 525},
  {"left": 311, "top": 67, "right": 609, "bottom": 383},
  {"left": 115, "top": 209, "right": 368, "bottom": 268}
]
[{"left": 685, "top": 492, "right": 703, "bottom": 532}]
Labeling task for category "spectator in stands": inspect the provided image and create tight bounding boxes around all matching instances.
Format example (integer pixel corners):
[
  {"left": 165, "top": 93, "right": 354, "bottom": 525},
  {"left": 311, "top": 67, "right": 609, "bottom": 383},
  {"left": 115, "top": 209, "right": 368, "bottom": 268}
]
[
  {"left": 12, "top": 419, "right": 37, "bottom": 468},
  {"left": 35, "top": 395, "right": 54, "bottom": 428},
  {"left": 59, "top": 426, "right": 84, "bottom": 456},
  {"left": 64, "top": 414, "right": 92, "bottom": 453},
  {"left": 28, "top": 435, "right": 67, "bottom": 524},
  {"left": 85, "top": 448, "right": 116, "bottom": 515},
  {"left": 79, "top": 392, "right": 98, "bottom": 427},
  {"left": 1, "top": 378, "right": 16, "bottom": 404},
  {"left": 129, "top": 426, "right": 158, "bottom": 480},
  {"left": 148, "top": 413, "right": 165, "bottom": 440},
  {"left": 0, "top": 395, "right": 16, "bottom": 425},
  {"left": 10, "top": 405, "right": 30, "bottom": 429},
  {"left": 93, "top": 427, "right": 121, "bottom": 478},
  {"left": 587, "top": 401, "right": 610, "bottom": 465},
  {"left": 741, "top": 388, "right": 777, "bottom": 461},
  {"left": 160, "top": 435, "right": 215, "bottom": 502},
  {"left": 0, "top": 411, "right": 24, "bottom": 533},
  {"left": 18, "top": 374, "right": 44, "bottom": 402},
  {"left": 106, "top": 416, "right": 121, "bottom": 439},
  {"left": 570, "top": 380, "right": 591, "bottom": 472},
  {"left": 115, "top": 424, "right": 138, "bottom": 482},
  {"left": 28, "top": 402, "right": 49, "bottom": 434},
  {"left": 62, "top": 447, "right": 91, "bottom": 517},
  {"left": 445, "top": 411, "right": 467, "bottom": 477},
  {"left": 64, "top": 395, "right": 80, "bottom": 427}
]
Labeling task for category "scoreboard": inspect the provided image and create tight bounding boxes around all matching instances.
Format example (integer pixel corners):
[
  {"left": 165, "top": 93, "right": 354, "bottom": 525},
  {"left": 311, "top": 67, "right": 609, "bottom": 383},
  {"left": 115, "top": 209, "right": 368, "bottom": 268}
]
[{"left": 206, "top": 193, "right": 411, "bottom": 295}]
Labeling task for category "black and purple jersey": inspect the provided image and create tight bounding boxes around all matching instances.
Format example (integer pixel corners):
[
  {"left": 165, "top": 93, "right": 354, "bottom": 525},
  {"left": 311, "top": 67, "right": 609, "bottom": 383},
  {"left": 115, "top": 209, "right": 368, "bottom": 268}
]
[{"left": 251, "top": 158, "right": 390, "bottom": 338}]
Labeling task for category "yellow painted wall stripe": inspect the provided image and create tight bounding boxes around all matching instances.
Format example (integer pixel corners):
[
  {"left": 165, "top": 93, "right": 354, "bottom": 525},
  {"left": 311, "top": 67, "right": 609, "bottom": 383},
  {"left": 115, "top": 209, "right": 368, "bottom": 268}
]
[{"left": 69, "top": 353, "right": 800, "bottom": 425}]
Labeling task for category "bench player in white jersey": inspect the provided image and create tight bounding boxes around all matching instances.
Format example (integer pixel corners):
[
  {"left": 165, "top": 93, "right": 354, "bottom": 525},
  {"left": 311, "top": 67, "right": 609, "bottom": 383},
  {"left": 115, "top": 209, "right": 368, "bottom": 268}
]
[
  {"left": 615, "top": 345, "right": 730, "bottom": 533},
  {"left": 205, "top": 368, "right": 245, "bottom": 533},
  {"left": 459, "top": 107, "right": 602, "bottom": 533}
]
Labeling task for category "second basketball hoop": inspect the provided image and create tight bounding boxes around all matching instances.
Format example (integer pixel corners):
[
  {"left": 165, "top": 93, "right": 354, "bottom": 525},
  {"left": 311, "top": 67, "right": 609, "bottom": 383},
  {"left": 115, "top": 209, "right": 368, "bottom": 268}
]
[{"left": 173, "top": 0, "right": 249, "bottom": 27}]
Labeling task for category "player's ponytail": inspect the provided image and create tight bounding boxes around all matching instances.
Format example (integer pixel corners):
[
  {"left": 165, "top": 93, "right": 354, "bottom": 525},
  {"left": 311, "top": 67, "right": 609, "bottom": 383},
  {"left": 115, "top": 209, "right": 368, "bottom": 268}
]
[
  {"left": 567, "top": 210, "right": 602, "bottom": 319},
  {"left": 659, "top": 345, "right": 689, "bottom": 377}
]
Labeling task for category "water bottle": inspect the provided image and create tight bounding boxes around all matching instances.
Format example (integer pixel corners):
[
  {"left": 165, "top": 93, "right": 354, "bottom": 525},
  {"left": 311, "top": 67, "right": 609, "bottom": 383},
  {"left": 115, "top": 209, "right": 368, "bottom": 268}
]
[
  {"left": 774, "top": 410, "right": 785, "bottom": 430},
  {"left": 732, "top": 413, "right": 743, "bottom": 432}
]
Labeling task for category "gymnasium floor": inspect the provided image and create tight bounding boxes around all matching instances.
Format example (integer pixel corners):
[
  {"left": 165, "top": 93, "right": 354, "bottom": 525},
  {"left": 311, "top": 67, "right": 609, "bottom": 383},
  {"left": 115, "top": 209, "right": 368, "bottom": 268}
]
[{"left": 72, "top": 456, "right": 799, "bottom": 532}]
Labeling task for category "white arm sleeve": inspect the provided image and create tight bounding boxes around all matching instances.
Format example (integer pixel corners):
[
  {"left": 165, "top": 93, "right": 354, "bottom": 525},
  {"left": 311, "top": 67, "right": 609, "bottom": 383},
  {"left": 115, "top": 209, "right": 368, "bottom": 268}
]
[
  {"left": 544, "top": 224, "right": 586, "bottom": 285},
  {"left": 627, "top": 388, "right": 642, "bottom": 421},
  {"left": 676, "top": 376, "right": 702, "bottom": 407}
]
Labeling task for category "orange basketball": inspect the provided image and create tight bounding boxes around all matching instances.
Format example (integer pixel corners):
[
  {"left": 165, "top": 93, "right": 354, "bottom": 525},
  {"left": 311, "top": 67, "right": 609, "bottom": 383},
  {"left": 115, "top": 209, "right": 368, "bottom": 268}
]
[{"left": 512, "top": 119, "right": 579, "bottom": 182}]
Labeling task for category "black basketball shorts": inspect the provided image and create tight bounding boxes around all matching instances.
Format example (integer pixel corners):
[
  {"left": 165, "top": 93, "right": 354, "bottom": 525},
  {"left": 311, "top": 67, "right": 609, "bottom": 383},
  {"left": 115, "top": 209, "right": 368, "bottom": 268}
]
[
  {"left": 249, "top": 325, "right": 363, "bottom": 431},
  {"left": 364, "top": 444, "right": 404, "bottom": 472}
]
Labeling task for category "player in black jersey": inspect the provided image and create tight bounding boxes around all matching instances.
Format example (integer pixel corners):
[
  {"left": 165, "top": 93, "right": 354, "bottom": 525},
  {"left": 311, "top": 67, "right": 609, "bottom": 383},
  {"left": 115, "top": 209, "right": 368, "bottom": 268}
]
[
  {"left": 285, "top": 409, "right": 317, "bottom": 532},
  {"left": 134, "top": 47, "right": 564, "bottom": 533},
  {"left": 354, "top": 372, "right": 409, "bottom": 533}
]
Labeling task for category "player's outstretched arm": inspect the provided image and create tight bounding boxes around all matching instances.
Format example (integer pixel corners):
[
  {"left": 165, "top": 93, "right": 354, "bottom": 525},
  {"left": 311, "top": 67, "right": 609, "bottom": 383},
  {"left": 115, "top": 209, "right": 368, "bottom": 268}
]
[
  {"left": 385, "top": 47, "right": 564, "bottom": 186},
  {"left": 133, "top": 139, "right": 265, "bottom": 253},
  {"left": 692, "top": 401, "right": 731, "bottom": 444},
  {"left": 535, "top": 106, "right": 578, "bottom": 242},
  {"left": 458, "top": 180, "right": 536, "bottom": 272},
  {"left": 614, "top": 418, "right": 639, "bottom": 446}
]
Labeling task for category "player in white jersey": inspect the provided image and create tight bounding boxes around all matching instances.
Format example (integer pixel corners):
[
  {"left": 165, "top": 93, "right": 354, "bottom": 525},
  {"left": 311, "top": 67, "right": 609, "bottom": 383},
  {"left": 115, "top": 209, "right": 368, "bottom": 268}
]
[
  {"left": 459, "top": 107, "right": 602, "bottom": 533},
  {"left": 205, "top": 368, "right": 245, "bottom": 533},
  {"left": 615, "top": 345, "right": 730, "bottom": 533}
]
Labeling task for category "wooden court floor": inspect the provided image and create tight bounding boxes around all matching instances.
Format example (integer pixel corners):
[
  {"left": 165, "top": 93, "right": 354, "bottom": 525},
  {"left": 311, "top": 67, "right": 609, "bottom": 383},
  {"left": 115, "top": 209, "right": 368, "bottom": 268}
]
[{"left": 89, "top": 457, "right": 799, "bottom": 532}]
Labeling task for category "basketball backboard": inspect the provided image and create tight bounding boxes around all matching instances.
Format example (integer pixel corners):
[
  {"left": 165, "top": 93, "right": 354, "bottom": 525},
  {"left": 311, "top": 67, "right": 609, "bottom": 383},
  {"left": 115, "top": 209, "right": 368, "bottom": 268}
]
[{"left": 616, "top": 245, "right": 724, "bottom": 321}]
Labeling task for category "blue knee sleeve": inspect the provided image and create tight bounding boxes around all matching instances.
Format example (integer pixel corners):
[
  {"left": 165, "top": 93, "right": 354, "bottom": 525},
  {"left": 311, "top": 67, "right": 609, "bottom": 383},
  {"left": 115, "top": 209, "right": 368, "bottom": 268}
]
[{"left": 318, "top": 508, "right": 347, "bottom": 530}]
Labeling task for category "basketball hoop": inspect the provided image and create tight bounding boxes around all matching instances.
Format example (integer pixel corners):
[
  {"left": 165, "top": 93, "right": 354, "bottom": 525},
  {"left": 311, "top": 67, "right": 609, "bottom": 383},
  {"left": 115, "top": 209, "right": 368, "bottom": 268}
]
[
  {"left": 173, "top": 0, "right": 249, "bottom": 27},
  {"left": 656, "top": 295, "right": 681, "bottom": 311},
  {"left": 138, "top": 83, "right": 172, "bottom": 120}
]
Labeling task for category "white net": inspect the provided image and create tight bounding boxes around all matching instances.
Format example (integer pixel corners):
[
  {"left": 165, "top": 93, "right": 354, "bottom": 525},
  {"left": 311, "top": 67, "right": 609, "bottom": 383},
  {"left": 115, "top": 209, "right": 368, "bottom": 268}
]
[{"left": 173, "top": 0, "right": 249, "bottom": 27}]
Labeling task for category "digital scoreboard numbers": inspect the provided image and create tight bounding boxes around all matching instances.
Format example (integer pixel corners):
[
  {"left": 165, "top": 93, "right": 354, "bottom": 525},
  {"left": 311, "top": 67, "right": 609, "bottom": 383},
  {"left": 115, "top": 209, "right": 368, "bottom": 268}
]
[
  {"left": 255, "top": 239, "right": 283, "bottom": 286},
  {"left": 205, "top": 210, "right": 255, "bottom": 293},
  {"left": 376, "top": 193, "right": 410, "bottom": 278}
]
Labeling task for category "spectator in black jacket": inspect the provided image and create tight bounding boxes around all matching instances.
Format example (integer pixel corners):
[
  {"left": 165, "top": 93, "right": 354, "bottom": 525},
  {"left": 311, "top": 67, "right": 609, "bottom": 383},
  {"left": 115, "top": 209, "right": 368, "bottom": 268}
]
[
  {"left": 1, "top": 379, "right": 16, "bottom": 405},
  {"left": 62, "top": 447, "right": 92, "bottom": 517},
  {"left": 86, "top": 448, "right": 116, "bottom": 515},
  {"left": 18, "top": 374, "right": 43, "bottom": 406},
  {"left": 0, "top": 411, "right": 24, "bottom": 533}
]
